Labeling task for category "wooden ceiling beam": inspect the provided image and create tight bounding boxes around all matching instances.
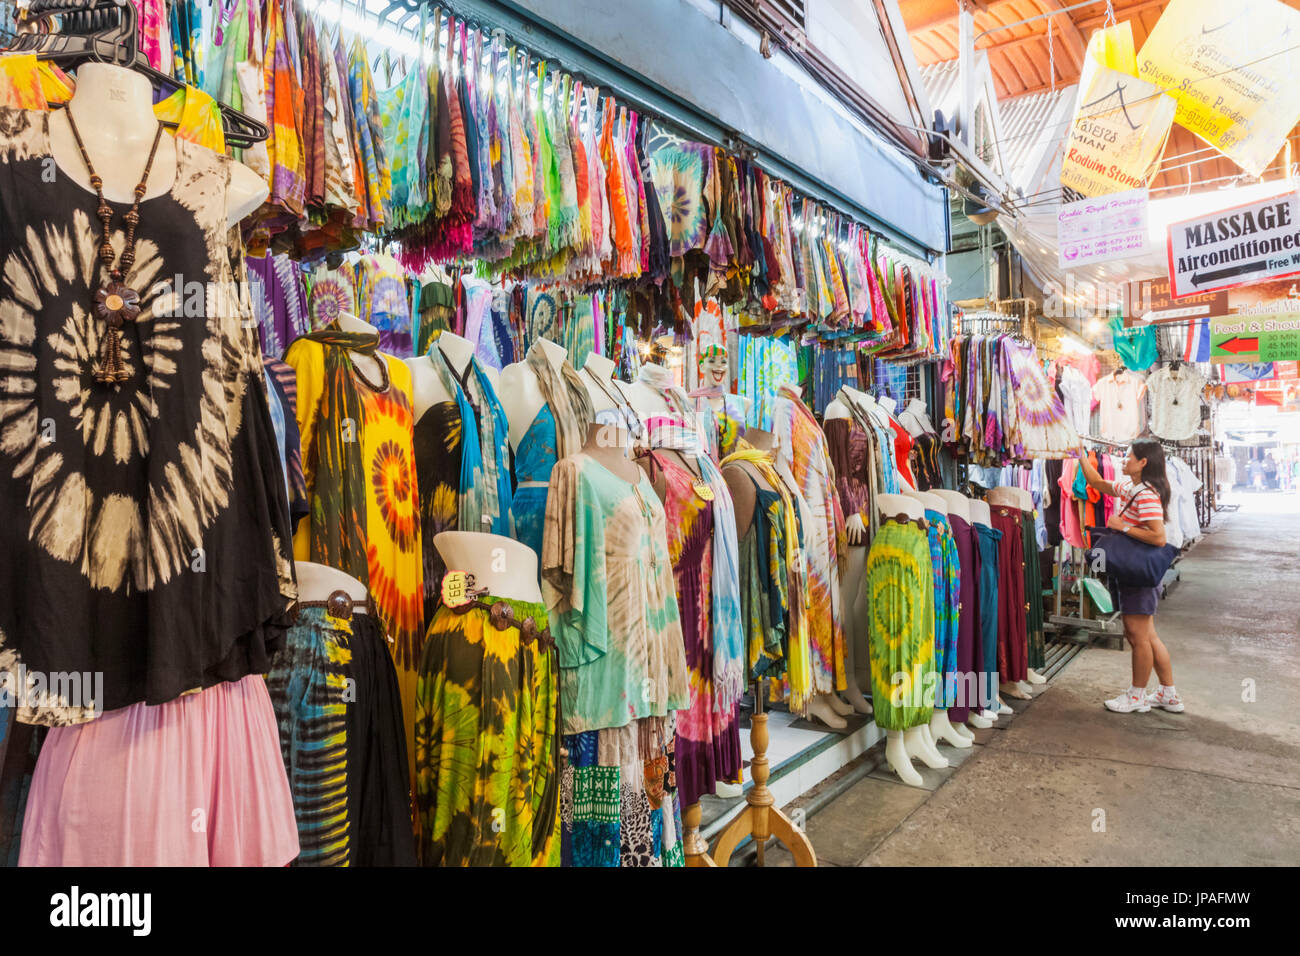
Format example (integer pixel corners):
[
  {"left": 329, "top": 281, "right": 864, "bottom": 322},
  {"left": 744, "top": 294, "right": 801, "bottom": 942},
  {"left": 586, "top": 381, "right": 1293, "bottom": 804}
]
[
  {"left": 904, "top": 0, "right": 1022, "bottom": 35},
  {"left": 1074, "top": 0, "right": 1168, "bottom": 29}
]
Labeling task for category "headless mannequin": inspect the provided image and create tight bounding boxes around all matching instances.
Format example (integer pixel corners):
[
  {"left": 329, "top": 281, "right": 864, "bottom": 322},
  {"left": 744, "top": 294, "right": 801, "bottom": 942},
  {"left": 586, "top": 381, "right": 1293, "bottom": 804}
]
[
  {"left": 433, "top": 531, "right": 543, "bottom": 605},
  {"left": 721, "top": 428, "right": 779, "bottom": 541},
  {"left": 578, "top": 353, "right": 626, "bottom": 414},
  {"left": 990, "top": 486, "right": 1034, "bottom": 701},
  {"left": 898, "top": 398, "right": 937, "bottom": 439},
  {"left": 335, "top": 311, "right": 388, "bottom": 386},
  {"left": 499, "top": 338, "right": 568, "bottom": 451},
  {"left": 48, "top": 63, "right": 266, "bottom": 226},
  {"left": 967, "top": 497, "right": 1006, "bottom": 722},
  {"left": 405, "top": 330, "right": 499, "bottom": 422},
  {"left": 580, "top": 422, "right": 636, "bottom": 475},
  {"left": 874, "top": 493, "right": 930, "bottom": 787},
  {"left": 296, "top": 562, "right": 368, "bottom": 604},
  {"left": 928, "top": 490, "right": 978, "bottom": 740},
  {"left": 819, "top": 397, "right": 876, "bottom": 718},
  {"left": 627, "top": 363, "right": 701, "bottom": 493},
  {"left": 902, "top": 489, "right": 972, "bottom": 752}
]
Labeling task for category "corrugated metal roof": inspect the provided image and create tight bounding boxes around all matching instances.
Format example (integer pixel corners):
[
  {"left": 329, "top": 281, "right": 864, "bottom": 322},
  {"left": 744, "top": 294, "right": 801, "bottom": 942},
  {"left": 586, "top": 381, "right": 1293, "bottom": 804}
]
[
  {"left": 998, "top": 86, "right": 1075, "bottom": 197},
  {"left": 920, "top": 60, "right": 960, "bottom": 119}
]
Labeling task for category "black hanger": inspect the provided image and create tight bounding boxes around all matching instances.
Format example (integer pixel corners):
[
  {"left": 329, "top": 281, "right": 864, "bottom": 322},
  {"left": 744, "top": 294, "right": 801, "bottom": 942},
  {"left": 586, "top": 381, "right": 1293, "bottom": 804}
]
[{"left": 16, "top": 0, "right": 268, "bottom": 150}]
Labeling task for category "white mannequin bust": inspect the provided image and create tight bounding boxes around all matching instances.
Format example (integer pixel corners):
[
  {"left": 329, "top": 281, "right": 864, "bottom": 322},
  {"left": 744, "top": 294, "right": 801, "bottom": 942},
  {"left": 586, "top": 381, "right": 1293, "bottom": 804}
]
[
  {"left": 1016, "top": 487, "right": 1035, "bottom": 513},
  {"left": 499, "top": 338, "right": 568, "bottom": 450},
  {"left": 48, "top": 63, "right": 267, "bottom": 226},
  {"left": 434, "top": 531, "right": 542, "bottom": 605},
  {"left": 902, "top": 488, "right": 944, "bottom": 515},
  {"left": 987, "top": 486, "right": 1022, "bottom": 510},
  {"left": 579, "top": 353, "right": 632, "bottom": 415},
  {"left": 296, "top": 561, "right": 368, "bottom": 604},
  {"left": 405, "top": 331, "right": 498, "bottom": 422},
  {"left": 624, "top": 363, "right": 675, "bottom": 420},
  {"left": 968, "top": 498, "right": 992, "bottom": 528},
  {"left": 898, "top": 398, "right": 937, "bottom": 438},
  {"left": 929, "top": 489, "right": 971, "bottom": 523},
  {"left": 876, "top": 492, "right": 924, "bottom": 522},
  {"left": 335, "top": 310, "right": 387, "bottom": 384}
]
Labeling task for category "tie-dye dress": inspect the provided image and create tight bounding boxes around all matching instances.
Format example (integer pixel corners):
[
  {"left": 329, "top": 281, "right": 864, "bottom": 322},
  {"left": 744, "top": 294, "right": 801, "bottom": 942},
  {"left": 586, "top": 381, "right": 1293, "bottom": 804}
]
[
  {"left": 865, "top": 517, "right": 935, "bottom": 731},
  {"left": 772, "top": 387, "right": 847, "bottom": 694}
]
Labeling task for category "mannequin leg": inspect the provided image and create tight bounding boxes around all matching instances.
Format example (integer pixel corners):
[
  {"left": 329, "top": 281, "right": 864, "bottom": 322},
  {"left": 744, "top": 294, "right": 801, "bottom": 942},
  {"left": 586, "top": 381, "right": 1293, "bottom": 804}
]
[
  {"left": 904, "top": 725, "right": 949, "bottom": 769},
  {"left": 1026, "top": 668, "right": 1047, "bottom": 685},
  {"left": 824, "top": 692, "right": 854, "bottom": 717},
  {"left": 836, "top": 545, "right": 873, "bottom": 714},
  {"left": 806, "top": 694, "right": 848, "bottom": 729},
  {"left": 886, "top": 730, "right": 923, "bottom": 787},
  {"left": 930, "top": 709, "right": 972, "bottom": 748}
]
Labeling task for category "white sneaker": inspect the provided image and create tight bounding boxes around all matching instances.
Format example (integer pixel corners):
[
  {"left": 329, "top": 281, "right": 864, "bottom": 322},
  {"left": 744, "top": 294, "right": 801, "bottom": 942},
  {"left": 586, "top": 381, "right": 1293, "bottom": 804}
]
[
  {"left": 1103, "top": 689, "right": 1150, "bottom": 713},
  {"left": 1147, "top": 687, "right": 1185, "bottom": 712}
]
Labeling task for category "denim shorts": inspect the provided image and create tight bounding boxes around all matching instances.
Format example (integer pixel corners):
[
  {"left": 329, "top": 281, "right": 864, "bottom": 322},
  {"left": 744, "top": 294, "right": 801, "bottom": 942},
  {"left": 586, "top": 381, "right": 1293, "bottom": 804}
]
[{"left": 1117, "top": 586, "right": 1159, "bottom": 616}]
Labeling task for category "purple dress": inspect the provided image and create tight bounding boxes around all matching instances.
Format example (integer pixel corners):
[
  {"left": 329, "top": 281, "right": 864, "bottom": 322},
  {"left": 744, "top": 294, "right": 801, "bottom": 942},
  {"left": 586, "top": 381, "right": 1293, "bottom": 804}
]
[{"left": 948, "top": 514, "right": 979, "bottom": 723}]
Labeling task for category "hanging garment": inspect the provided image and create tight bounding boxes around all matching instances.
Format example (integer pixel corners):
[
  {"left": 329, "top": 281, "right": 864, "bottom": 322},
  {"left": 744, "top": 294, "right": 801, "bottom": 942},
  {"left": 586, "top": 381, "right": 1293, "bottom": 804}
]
[
  {"left": 721, "top": 445, "right": 812, "bottom": 707},
  {"left": 865, "top": 516, "right": 935, "bottom": 731},
  {"left": 925, "top": 510, "right": 962, "bottom": 711},
  {"left": 1146, "top": 364, "right": 1206, "bottom": 441},
  {"left": 947, "top": 514, "right": 979, "bottom": 723},
  {"left": 652, "top": 452, "right": 742, "bottom": 808},
  {"left": 247, "top": 252, "right": 309, "bottom": 358},
  {"left": 974, "top": 522, "right": 1002, "bottom": 712},
  {"left": 991, "top": 506, "right": 1028, "bottom": 684},
  {"left": 415, "top": 592, "right": 560, "bottom": 866},
  {"left": 772, "top": 386, "right": 847, "bottom": 694},
  {"left": 540, "top": 453, "right": 689, "bottom": 733},
  {"left": 264, "top": 357, "right": 309, "bottom": 532},
  {"left": 1001, "top": 337, "right": 1078, "bottom": 458},
  {"left": 268, "top": 600, "right": 410, "bottom": 867},
  {"left": 18, "top": 675, "right": 298, "bottom": 866},
  {"left": 561, "top": 716, "right": 682, "bottom": 867},
  {"left": 286, "top": 335, "right": 424, "bottom": 772},
  {"left": 1058, "top": 364, "right": 1093, "bottom": 436},
  {"left": 1092, "top": 370, "right": 1147, "bottom": 443},
  {"left": 642, "top": 390, "right": 745, "bottom": 713},
  {"left": 1109, "top": 316, "right": 1158, "bottom": 371},
  {"left": 1022, "top": 515, "right": 1046, "bottom": 673},
  {"left": 413, "top": 397, "right": 462, "bottom": 630},
  {"left": 0, "top": 109, "right": 295, "bottom": 725},
  {"left": 420, "top": 342, "right": 513, "bottom": 538}
]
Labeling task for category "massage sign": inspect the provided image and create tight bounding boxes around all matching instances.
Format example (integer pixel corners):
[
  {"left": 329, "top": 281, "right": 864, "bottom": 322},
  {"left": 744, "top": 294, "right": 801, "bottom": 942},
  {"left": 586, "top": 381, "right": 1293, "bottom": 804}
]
[{"left": 1166, "top": 192, "right": 1300, "bottom": 298}]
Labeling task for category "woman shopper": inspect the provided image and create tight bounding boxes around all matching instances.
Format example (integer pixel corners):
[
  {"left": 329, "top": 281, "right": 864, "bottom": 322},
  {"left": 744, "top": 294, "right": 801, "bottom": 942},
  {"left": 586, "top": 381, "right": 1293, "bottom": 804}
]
[{"left": 1075, "top": 440, "right": 1184, "bottom": 714}]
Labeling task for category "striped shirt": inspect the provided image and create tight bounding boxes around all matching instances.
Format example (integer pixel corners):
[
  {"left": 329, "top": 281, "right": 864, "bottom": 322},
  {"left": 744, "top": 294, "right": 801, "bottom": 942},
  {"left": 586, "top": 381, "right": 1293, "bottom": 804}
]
[{"left": 1113, "top": 477, "right": 1163, "bottom": 529}]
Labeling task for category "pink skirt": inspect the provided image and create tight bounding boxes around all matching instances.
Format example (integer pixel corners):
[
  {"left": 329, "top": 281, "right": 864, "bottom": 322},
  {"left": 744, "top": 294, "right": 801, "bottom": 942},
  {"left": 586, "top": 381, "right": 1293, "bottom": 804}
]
[{"left": 18, "top": 675, "right": 299, "bottom": 867}]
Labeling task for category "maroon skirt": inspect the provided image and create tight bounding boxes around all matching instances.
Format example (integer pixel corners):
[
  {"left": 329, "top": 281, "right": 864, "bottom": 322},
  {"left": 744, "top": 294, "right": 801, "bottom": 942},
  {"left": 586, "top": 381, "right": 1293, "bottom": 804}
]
[{"left": 991, "top": 507, "right": 1028, "bottom": 684}]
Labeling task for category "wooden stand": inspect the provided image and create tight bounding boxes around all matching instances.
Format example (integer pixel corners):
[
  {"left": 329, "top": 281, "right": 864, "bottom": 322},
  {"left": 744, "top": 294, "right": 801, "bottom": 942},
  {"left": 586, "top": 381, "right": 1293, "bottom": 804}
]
[
  {"left": 682, "top": 802, "right": 717, "bottom": 867},
  {"left": 712, "top": 679, "right": 817, "bottom": 867}
]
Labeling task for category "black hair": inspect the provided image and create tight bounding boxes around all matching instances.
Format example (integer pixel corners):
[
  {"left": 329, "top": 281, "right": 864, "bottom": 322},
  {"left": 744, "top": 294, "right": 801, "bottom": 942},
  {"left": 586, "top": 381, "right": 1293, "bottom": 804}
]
[{"left": 1130, "top": 439, "right": 1171, "bottom": 519}]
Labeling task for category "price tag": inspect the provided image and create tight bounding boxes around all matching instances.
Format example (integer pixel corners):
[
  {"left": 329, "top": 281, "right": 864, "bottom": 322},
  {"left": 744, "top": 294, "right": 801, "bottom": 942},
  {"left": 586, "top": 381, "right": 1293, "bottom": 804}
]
[
  {"left": 693, "top": 481, "right": 715, "bottom": 502},
  {"left": 441, "top": 571, "right": 475, "bottom": 609}
]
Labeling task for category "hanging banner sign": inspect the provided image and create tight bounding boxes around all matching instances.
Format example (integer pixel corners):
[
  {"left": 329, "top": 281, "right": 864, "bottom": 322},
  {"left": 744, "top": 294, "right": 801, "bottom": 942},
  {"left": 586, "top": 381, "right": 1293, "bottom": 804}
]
[
  {"left": 1166, "top": 192, "right": 1300, "bottom": 298},
  {"left": 1210, "top": 315, "right": 1300, "bottom": 364},
  {"left": 1060, "top": 23, "right": 1177, "bottom": 198},
  {"left": 1126, "top": 275, "right": 1227, "bottom": 322},
  {"left": 1137, "top": 0, "right": 1300, "bottom": 177},
  {"left": 1058, "top": 189, "right": 1152, "bottom": 268}
]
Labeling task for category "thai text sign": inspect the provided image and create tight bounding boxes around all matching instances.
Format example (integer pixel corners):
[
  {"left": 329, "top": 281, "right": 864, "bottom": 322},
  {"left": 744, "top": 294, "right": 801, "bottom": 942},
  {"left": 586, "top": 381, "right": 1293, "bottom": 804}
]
[{"left": 1167, "top": 192, "right": 1300, "bottom": 298}]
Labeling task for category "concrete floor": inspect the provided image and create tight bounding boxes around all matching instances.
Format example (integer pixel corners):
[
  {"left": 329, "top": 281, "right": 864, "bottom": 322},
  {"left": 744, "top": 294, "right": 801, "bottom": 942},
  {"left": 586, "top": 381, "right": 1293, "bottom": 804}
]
[{"left": 760, "top": 492, "right": 1300, "bottom": 867}]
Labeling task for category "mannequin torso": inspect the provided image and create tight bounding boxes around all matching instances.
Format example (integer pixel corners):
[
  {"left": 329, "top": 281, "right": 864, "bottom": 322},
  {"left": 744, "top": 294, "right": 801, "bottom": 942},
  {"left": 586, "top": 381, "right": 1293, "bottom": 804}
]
[
  {"left": 405, "top": 331, "right": 498, "bottom": 422},
  {"left": 877, "top": 492, "right": 924, "bottom": 523},
  {"left": 433, "top": 532, "right": 542, "bottom": 604},
  {"left": 968, "top": 498, "right": 993, "bottom": 528},
  {"left": 499, "top": 338, "right": 568, "bottom": 450},
  {"left": 721, "top": 428, "right": 778, "bottom": 540},
  {"left": 296, "top": 562, "right": 368, "bottom": 604},
  {"left": 337, "top": 311, "right": 386, "bottom": 384},
  {"left": 929, "top": 489, "right": 971, "bottom": 523},
  {"left": 47, "top": 63, "right": 267, "bottom": 226},
  {"left": 903, "top": 489, "right": 946, "bottom": 516},
  {"left": 628, "top": 364, "right": 699, "bottom": 491},
  {"left": 987, "top": 486, "right": 1022, "bottom": 510}
]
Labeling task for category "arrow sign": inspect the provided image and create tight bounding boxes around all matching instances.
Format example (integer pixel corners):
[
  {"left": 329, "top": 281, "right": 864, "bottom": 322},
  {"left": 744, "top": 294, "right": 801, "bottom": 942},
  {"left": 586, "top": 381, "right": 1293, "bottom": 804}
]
[
  {"left": 1166, "top": 191, "right": 1300, "bottom": 298},
  {"left": 1214, "top": 335, "right": 1261, "bottom": 355},
  {"left": 1190, "top": 260, "right": 1269, "bottom": 287}
]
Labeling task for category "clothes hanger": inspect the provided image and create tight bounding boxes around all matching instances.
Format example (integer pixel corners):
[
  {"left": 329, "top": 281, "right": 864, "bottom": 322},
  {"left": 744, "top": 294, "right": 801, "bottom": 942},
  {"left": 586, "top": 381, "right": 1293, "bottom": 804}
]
[{"left": 20, "top": 0, "right": 268, "bottom": 149}]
